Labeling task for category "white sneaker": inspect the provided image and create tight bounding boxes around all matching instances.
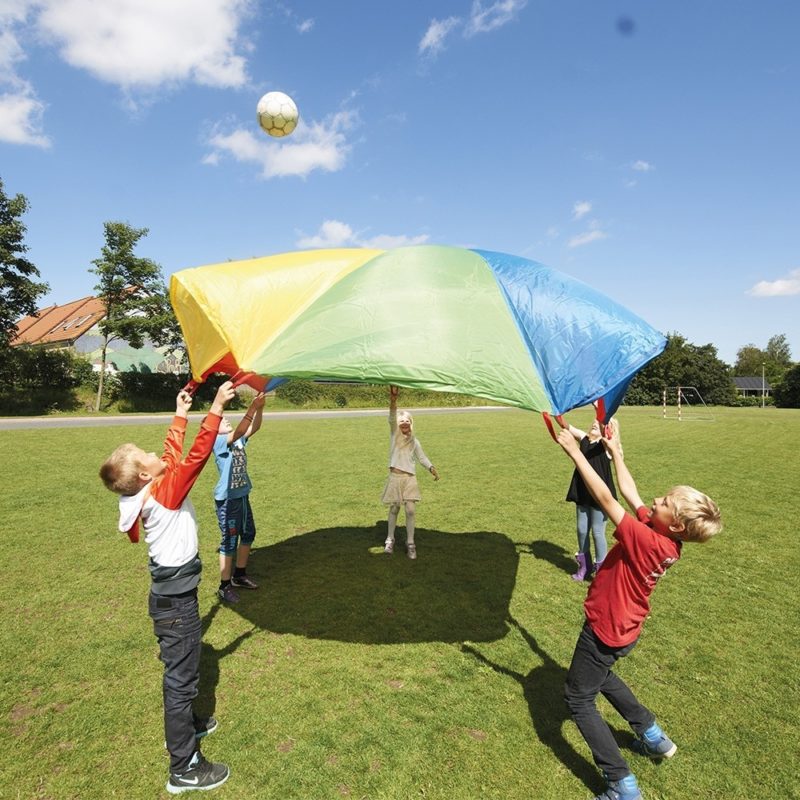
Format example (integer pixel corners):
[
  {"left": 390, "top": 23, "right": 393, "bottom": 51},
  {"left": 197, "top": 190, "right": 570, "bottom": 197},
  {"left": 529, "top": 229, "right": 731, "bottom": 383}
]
[
  {"left": 407, "top": 543, "right": 417, "bottom": 560},
  {"left": 384, "top": 539, "right": 394, "bottom": 554}
]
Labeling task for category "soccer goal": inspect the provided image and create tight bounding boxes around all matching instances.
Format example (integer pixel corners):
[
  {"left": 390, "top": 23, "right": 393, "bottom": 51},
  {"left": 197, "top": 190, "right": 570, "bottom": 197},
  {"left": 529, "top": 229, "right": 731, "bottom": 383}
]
[{"left": 661, "top": 386, "right": 715, "bottom": 421}]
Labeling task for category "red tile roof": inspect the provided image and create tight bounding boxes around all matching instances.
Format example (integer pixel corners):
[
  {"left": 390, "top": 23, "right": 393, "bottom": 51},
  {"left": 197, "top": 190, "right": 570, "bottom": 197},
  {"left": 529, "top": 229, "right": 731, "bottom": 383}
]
[{"left": 12, "top": 296, "right": 107, "bottom": 346}]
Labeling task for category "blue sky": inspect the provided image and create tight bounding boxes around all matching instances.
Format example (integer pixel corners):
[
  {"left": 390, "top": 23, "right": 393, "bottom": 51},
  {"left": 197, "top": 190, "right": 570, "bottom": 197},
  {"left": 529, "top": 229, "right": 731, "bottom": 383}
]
[{"left": 2, "top": 0, "right": 798, "bottom": 365}]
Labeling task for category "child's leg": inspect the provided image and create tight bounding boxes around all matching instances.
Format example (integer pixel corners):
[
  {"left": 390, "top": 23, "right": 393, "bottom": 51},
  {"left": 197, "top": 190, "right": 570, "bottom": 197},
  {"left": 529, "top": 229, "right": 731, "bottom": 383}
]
[
  {"left": 600, "top": 672, "right": 656, "bottom": 737},
  {"left": 404, "top": 501, "right": 416, "bottom": 545},
  {"left": 216, "top": 500, "right": 238, "bottom": 581},
  {"left": 575, "top": 506, "right": 591, "bottom": 555},
  {"left": 564, "top": 622, "right": 637, "bottom": 782},
  {"left": 235, "top": 497, "right": 255, "bottom": 571},
  {"left": 232, "top": 498, "right": 259, "bottom": 589},
  {"left": 589, "top": 507, "right": 609, "bottom": 564},
  {"left": 149, "top": 590, "right": 202, "bottom": 774},
  {"left": 573, "top": 506, "right": 591, "bottom": 580},
  {"left": 386, "top": 504, "right": 400, "bottom": 543}
]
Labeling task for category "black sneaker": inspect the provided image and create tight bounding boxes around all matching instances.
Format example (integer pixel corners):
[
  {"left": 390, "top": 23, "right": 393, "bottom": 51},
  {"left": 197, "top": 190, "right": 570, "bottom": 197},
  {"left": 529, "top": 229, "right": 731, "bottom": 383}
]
[
  {"left": 231, "top": 574, "right": 258, "bottom": 590},
  {"left": 193, "top": 716, "right": 218, "bottom": 739},
  {"left": 217, "top": 584, "right": 239, "bottom": 604},
  {"left": 166, "top": 755, "right": 230, "bottom": 794}
]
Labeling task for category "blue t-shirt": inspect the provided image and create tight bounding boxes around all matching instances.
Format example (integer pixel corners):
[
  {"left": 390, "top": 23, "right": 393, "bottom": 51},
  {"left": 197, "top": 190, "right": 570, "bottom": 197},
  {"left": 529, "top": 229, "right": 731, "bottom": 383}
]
[{"left": 213, "top": 434, "right": 252, "bottom": 501}]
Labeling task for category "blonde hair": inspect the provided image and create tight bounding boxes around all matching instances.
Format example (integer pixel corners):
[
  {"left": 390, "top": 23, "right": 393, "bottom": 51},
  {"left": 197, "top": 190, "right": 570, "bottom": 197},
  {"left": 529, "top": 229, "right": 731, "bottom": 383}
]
[
  {"left": 394, "top": 410, "right": 415, "bottom": 447},
  {"left": 668, "top": 485, "right": 722, "bottom": 543},
  {"left": 99, "top": 443, "right": 146, "bottom": 496}
]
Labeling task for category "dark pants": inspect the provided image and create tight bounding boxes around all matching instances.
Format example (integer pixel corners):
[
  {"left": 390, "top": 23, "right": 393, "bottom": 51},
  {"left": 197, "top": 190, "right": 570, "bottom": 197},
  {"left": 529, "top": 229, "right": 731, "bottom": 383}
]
[
  {"left": 564, "top": 622, "right": 655, "bottom": 781},
  {"left": 148, "top": 589, "right": 202, "bottom": 773}
]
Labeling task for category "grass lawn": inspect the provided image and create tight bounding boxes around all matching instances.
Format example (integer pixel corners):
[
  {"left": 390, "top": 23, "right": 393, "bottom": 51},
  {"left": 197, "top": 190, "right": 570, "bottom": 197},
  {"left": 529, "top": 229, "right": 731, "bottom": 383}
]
[{"left": 1, "top": 405, "right": 797, "bottom": 800}]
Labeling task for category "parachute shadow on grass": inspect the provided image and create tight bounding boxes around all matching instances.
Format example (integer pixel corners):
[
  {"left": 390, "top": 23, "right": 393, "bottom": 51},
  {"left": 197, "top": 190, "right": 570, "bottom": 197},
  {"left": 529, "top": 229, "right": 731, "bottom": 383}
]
[
  {"left": 229, "top": 526, "right": 518, "bottom": 644},
  {"left": 524, "top": 538, "right": 578, "bottom": 577}
]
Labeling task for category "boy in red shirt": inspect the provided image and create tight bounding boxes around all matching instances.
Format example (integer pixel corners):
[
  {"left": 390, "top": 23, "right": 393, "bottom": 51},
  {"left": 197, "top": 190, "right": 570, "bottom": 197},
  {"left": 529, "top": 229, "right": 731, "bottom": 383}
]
[
  {"left": 556, "top": 427, "right": 721, "bottom": 800},
  {"left": 100, "top": 381, "right": 235, "bottom": 795}
]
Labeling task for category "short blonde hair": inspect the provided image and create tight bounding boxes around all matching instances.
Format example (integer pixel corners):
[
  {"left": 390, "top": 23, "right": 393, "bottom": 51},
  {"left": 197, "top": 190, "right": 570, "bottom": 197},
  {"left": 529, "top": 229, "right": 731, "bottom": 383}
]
[
  {"left": 99, "top": 443, "right": 146, "bottom": 496},
  {"left": 668, "top": 485, "right": 722, "bottom": 543}
]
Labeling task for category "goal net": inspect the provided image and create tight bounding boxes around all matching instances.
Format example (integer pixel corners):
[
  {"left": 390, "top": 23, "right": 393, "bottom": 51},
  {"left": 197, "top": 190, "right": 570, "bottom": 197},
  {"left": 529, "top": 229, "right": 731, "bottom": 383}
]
[{"left": 661, "top": 386, "right": 715, "bottom": 421}]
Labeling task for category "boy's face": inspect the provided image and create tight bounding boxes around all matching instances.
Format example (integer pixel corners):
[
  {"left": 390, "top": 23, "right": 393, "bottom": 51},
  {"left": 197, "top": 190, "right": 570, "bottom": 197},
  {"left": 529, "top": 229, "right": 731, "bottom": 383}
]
[
  {"left": 135, "top": 448, "right": 166, "bottom": 481},
  {"left": 219, "top": 417, "right": 233, "bottom": 435},
  {"left": 650, "top": 493, "right": 685, "bottom": 538}
]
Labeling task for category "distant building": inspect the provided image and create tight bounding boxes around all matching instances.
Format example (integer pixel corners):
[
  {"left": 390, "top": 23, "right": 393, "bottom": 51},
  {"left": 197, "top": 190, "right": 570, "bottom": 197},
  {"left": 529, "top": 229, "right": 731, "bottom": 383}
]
[
  {"left": 732, "top": 376, "right": 771, "bottom": 398},
  {"left": 12, "top": 295, "right": 184, "bottom": 374}
]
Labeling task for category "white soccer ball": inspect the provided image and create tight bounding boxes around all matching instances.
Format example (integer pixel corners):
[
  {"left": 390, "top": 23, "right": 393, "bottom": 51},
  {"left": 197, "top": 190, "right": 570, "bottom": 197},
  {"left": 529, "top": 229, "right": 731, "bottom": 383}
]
[{"left": 257, "top": 91, "right": 299, "bottom": 138}]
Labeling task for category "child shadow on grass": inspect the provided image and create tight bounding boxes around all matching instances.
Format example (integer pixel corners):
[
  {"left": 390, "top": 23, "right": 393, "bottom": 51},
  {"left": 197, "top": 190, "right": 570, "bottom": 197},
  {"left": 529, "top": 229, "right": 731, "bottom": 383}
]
[
  {"left": 462, "top": 614, "right": 630, "bottom": 794},
  {"left": 194, "top": 604, "right": 255, "bottom": 721}
]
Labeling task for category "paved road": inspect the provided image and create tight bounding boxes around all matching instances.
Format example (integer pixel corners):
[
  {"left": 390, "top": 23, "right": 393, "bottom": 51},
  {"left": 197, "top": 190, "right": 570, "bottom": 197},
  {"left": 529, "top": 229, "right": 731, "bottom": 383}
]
[{"left": 0, "top": 405, "right": 517, "bottom": 430}]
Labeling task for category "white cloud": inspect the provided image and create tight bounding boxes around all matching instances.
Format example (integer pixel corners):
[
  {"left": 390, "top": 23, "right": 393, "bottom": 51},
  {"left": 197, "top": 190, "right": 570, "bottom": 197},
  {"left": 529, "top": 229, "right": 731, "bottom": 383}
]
[
  {"left": 296, "top": 219, "right": 429, "bottom": 250},
  {"left": 34, "top": 0, "right": 253, "bottom": 90},
  {"left": 0, "top": 88, "right": 50, "bottom": 146},
  {"left": 464, "top": 0, "right": 527, "bottom": 37},
  {"left": 632, "top": 159, "right": 653, "bottom": 172},
  {"left": 572, "top": 200, "right": 591, "bottom": 220},
  {"left": 419, "top": 0, "right": 526, "bottom": 57},
  {"left": 568, "top": 220, "right": 608, "bottom": 248},
  {"left": 419, "top": 16, "right": 461, "bottom": 56},
  {"left": 747, "top": 269, "right": 800, "bottom": 297},
  {"left": 296, "top": 220, "right": 355, "bottom": 249},
  {"left": 205, "top": 110, "right": 354, "bottom": 179},
  {"left": 296, "top": 18, "right": 314, "bottom": 34}
]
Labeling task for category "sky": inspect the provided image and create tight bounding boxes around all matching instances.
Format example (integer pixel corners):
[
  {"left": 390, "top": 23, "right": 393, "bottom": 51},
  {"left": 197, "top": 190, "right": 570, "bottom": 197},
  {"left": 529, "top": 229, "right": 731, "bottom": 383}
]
[{"left": 1, "top": 0, "right": 799, "bottom": 366}]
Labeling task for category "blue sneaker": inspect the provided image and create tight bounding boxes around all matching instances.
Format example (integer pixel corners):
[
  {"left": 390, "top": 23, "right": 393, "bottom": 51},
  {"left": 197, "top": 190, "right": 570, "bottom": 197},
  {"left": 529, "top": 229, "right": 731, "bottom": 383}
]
[
  {"left": 632, "top": 722, "right": 677, "bottom": 759},
  {"left": 594, "top": 774, "right": 641, "bottom": 800}
]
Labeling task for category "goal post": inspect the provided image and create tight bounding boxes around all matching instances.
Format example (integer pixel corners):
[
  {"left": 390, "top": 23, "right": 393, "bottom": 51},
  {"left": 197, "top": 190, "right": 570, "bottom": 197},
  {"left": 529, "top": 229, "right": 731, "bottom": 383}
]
[{"left": 661, "top": 386, "right": 715, "bottom": 421}]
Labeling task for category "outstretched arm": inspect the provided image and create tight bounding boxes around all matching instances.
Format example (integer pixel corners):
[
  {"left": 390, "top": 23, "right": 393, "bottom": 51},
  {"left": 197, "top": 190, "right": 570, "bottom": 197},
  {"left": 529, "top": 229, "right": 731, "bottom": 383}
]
[
  {"left": 389, "top": 385, "right": 398, "bottom": 431},
  {"left": 556, "top": 429, "right": 625, "bottom": 525},
  {"left": 602, "top": 435, "right": 644, "bottom": 511},
  {"left": 231, "top": 393, "right": 266, "bottom": 443}
]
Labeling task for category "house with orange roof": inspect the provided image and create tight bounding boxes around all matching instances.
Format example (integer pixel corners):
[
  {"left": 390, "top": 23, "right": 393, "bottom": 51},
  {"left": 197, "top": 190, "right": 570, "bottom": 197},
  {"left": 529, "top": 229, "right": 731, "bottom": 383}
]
[{"left": 12, "top": 296, "right": 183, "bottom": 374}]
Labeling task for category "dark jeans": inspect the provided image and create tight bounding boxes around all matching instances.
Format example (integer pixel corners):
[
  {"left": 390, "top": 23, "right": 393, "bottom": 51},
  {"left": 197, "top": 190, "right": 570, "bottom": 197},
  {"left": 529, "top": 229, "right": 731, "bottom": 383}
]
[
  {"left": 148, "top": 589, "right": 202, "bottom": 773},
  {"left": 564, "top": 622, "right": 655, "bottom": 781}
]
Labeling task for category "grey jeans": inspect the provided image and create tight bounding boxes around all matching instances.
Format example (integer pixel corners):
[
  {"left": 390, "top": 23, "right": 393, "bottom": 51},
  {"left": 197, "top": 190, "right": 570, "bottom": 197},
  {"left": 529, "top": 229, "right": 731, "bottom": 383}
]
[{"left": 148, "top": 589, "right": 202, "bottom": 773}]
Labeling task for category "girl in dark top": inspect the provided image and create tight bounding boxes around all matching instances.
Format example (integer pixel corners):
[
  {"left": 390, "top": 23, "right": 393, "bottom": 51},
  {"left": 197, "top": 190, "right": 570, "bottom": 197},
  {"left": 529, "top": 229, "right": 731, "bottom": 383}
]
[{"left": 564, "top": 417, "right": 621, "bottom": 580}]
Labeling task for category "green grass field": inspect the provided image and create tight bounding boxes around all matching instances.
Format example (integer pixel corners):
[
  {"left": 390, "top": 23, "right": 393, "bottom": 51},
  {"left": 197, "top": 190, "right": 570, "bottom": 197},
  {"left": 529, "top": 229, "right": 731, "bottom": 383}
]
[{"left": 1, "top": 406, "right": 797, "bottom": 800}]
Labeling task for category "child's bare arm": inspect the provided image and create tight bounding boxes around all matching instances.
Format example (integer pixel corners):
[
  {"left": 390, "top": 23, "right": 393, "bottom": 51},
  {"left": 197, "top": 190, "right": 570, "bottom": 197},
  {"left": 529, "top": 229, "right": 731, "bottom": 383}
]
[
  {"left": 603, "top": 436, "right": 644, "bottom": 511},
  {"left": 210, "top": 382, "right": 235, "bottom": 417},
  {"left": 557, "top": 429, "right": 625, "bottom": 525},
  {"left": 231, "top": 393, "right": 266, "bottom": 443}
]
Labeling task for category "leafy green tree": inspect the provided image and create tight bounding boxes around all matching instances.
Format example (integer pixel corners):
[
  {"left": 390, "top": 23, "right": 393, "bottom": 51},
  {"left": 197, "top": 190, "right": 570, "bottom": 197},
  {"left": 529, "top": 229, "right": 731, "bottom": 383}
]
[
  {"left": 625, "top": 332, "right": 736, "bottom": 405},
  {"left": 766, "top": 334, "right": 792, "bottom": 365},
  {"left": 733, "top": 344, "right": 766, "bottom": 376},
  {"left": 773, "top": 364, "right": 800, "bottom": 408},
  {"left": 90, "top": 221, "right": 179, "bottom": 411},
  {"left": 734, "top": 334, "right": 793, "bottom": 384},
  {"left": 0, "top": 177, "right": 49, "bottom": 349}
]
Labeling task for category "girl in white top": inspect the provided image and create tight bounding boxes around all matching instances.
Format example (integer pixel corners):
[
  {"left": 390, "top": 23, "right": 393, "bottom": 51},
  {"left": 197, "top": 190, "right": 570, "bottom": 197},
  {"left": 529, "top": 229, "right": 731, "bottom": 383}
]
[{"left": 381, "top": 385, "right": 439, "bottom": 559}]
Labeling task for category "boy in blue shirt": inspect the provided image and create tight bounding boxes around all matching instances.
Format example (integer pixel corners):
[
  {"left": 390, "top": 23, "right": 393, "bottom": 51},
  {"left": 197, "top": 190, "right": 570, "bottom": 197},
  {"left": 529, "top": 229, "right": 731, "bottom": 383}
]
[{"left": 213, "top": 392, "right": 266, "bottom": 603}]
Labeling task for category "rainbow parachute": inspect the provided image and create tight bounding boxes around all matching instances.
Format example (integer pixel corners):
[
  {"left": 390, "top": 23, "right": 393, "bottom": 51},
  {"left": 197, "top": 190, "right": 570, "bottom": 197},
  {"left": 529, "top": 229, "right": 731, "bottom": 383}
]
[{"left": 170, "top": 246, "right": 666, "bottom": 419}]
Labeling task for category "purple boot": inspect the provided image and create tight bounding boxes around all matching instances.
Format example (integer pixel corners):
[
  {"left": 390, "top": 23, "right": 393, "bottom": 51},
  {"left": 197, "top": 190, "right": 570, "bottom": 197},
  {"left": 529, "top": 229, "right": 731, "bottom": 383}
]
[
  {"left": 571, "top": 552, "right": 589, "bottom": 581},
  {"left": 593, "top": 559, "right": 605, "bottom": 578}
]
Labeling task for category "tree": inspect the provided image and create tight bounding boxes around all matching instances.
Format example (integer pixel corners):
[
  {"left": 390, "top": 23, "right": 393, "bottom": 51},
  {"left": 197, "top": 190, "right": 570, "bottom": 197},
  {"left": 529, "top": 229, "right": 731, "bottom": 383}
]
[
  {"left": 624, "top": 332, "right": 736, "bottom": 405},
  {"left": 734, "top": 334, "right": 793, "bottom": 384},
  {"left": 90, "top": 221, "right": 178, "bottom": 411},
  {"left": 0, "top": 177, "right": 50, "bottom": 349},
  {"left": 765, "top": 334, "right": 792, "bottom": 368},
  {"left": 773, "top": 364, "right": 800, "bottom": 408}
]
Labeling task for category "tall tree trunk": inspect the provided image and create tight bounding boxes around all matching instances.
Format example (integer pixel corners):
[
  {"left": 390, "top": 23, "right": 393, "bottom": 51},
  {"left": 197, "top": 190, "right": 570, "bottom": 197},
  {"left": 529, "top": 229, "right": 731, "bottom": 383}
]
[{"left": 94, "top": 336, "right": 109, "bottom": 412}]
